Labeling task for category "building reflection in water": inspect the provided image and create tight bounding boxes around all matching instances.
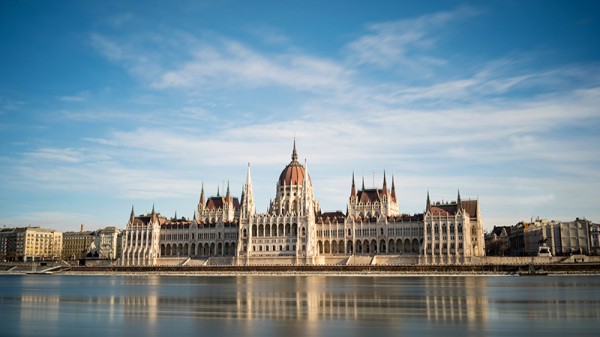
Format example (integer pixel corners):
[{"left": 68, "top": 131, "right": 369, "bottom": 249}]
[{"left": 10, "top": 275, "right": 600, "bottom": 336}]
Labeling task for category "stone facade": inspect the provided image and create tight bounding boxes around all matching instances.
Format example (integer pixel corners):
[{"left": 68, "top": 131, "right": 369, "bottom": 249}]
[
  {"left": 120, "top": 143, "right": 486, "bottom": 266},
  {"left": 62, "top": 230, "right": 95, "bottom": 260},
  {"left": 120, "top": 207, "right": 161, "bottom": 266},
  {"left": 0, "top": 227, "right": 63, "bottom": 261}
]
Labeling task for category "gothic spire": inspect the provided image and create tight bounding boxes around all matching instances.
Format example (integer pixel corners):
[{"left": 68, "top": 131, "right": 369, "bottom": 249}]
[
  {"left": 200, "top": 183, "right": 205, "bottom": 205},
  {"left": 242, "top": 162, "right": 255, "bottom": 217},
  {"left": 291, "top": 139, "right": 298, "bottom": 162},
  {"left": 457, "top": 189, "right": 462, "bottom": 211},
  {"left": 217, "top": 186, "right": 220, "bottom": 197},
  {"left": 391, "top": 175, "right": 396, "bottom": 200},
  {"left": 383, "top": 170, "right": 388, "bottom": 194},
  {"left": 129, "top": 205, "right": 135, "bottom": 223},
  {"left": 426, "top": 191, "right": 431, "bottom": 212},
  {"left": 226, "top": 180, "right": 231, "bottom": 201},
  {"left": 351, "top": 172, "right": 357, "bottom": 197},
  {"left": 361, "top": 176, "right": 365, "bottom": 191}
]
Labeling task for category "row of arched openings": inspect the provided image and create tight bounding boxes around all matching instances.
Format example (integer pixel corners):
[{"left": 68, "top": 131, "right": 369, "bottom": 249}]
[
  {"left": 317, "top": 238, "right": 421, "bottom": 254},
  {"left": 247, "top": 223, "right": 303, "bottom": 237},
  {"left": 160, "top": 242, "right": 236, "bottom": 257}
]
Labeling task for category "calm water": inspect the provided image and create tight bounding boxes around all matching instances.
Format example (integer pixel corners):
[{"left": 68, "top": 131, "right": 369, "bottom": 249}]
[{"left": 0, "top": 275, "right": 599, "bottom": 337}]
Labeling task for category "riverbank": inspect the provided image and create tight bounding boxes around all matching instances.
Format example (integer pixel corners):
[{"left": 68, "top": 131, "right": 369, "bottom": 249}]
[{"left": 3, "top": 263, "right": 600, "bottom": 276}]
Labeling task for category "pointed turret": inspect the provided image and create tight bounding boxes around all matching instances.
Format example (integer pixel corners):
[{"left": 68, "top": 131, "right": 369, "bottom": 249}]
[
  {"left": 457, "top": 189, "right": 462, "bottom": 211},
  {"left": 361, "top": 176, "right": 365, "bottom": 191},
  {"left": 217, "top": 186, "right": 220, "bottom": 197},
  {"left": 129, "top": 205, "right": 135, "bottom": 223},
  {"left": 292, "top": 139, "right": 298, "bottom": 162},
  {"left": 426, "top": 191, "right": 431, "bottom": 212},
  {"left": 226, "top": 180, "right": 231, "bottom": 201},
  {"left": 199, "top": 183, "right": 205, "bottom": 205},
  {"left": 151, "top": 204, "right": 155, "bottom": 215},
  {"left": 391, "top": 175, "right": 396, "bottom": 200},
  {"left": 382, "top": 170, "right": 388, "bottom": 195},
  {"left": 242, "top": 162, "right": 255, "bottom": 217},
  {"left": 351, "top": 172, "right": 357, "bottom": 197}
]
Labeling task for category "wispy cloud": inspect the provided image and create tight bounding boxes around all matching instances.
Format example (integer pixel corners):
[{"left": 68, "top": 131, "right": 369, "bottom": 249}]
[
  {"left": 24, "top": 148, "right": 85, "bottom": 164},
  {"left": 345, "top": 6, "right": 480, "bottom": 73},
  {"left": 58, "top": 91, "right": 90, "bottom": 102},
  {"left": 153, "top": 39, "right": 351, "bottom": 92}
]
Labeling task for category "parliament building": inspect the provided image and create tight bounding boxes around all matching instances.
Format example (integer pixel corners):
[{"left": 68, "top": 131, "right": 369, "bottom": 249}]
[{"left": 121, "top": 143, "right": 485, "bottom": 266}]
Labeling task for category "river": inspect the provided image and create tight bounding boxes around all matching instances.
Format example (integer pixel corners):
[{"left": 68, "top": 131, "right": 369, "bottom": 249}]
[{"left": 0, "top": 275, "right": 598, "bottom": 336}]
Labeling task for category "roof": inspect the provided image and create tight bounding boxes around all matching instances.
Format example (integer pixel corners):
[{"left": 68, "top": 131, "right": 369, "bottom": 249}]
[
  {"left": 357, "top": 188, "right": 388, "bottom": 203},
  {"left": 279, "top": 161, "right": 307, "bottom": 186},
  {"left": 316, "top": 211, "right": 346, "bottom": 223},
  {"left": 278, "top": 141, "right": 310, "bottom": 186},
  {"left": 429, "top": 199, "right": 478, "bottom": 217},
  {"left": 206, "top": 196, "right": 240, "bottom": 210}
]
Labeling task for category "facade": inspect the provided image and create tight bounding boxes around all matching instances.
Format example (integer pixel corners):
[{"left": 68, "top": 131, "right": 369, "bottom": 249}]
[
  {"left": 0, "top": 228, "right": 18, "bottom": 261},
  {"left": 485, "top": 226, "right": 511, "bottom": 256},
  {"left": 499, "top": 218, "right": 592, "bottom": 256},
  {"left": 120, "top": 207, "right": 162, "bottom": 266},
  {"left": 120, "top": 143, "right": 486, "bottom": 266},
  {"left": 1, "top": 227, "right": 63, "bottom": 261},
  {"left": 62, "top": 230, "right": 95, "bottom": 260},
  {"left": 590, "top": 223, "right": 600, "bottom": 255},
  {"left": 95, "top": 226, "right": 122, "bottom": 260}
]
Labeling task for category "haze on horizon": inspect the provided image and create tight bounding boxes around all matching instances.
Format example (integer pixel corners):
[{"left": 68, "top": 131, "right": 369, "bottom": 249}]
[{"left": 1, "top": 1, "right": 599, "bottom": 232}]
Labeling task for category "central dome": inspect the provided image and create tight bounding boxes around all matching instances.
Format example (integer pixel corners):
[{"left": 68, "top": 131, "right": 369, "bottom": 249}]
[{"left": 278, "top": 141, "right": 308, "bottom": 186}]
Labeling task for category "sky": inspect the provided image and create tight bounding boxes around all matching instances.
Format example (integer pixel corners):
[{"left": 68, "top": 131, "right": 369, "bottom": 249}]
[{"left": 1, "top": 1, "right": 599, "bottom": 232}]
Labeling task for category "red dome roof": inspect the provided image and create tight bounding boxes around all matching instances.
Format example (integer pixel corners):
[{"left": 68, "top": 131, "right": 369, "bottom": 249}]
[
  {"left": 279, "top": 161, "right": 306, "bottom": 186},
  {"left": 278, "top": 141, "right": 309, "bottom": 186}
]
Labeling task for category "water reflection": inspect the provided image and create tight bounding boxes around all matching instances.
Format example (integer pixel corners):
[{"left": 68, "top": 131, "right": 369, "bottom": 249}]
[{"left": 1, "top": 275, "right": 599, "bottom": 337}]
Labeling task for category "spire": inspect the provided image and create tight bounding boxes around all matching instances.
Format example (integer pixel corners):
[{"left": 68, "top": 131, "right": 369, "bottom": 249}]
[
  {"left": 226, "top": 180, "right": 231, "bottom": 200},
  {"left": 129, "top": 205, "right": 135, "bottom": 223},
  {"left": 426, "top": 191, "right": 431, "bottom": 212},
  {"left": 457, "top": 189, "right": 462, "bottom": 211},
  {"left": 242, "top": 162, "right": 255, "bottom": 217},
  {"left": 200, "top": 183, "right": 205, "bottom": 205},
  {"left": 383, "top": 170, "right": 388, "bottom": 193},
  {"left": 217, "top": 186, "right": 220, "bottom": 197},
  {"left": 351, "top": 172, "right": 357, "bottom": 197},
  {"left": 361, "top": 176, "right": 365, "bottom": 191},
  {"left": 391, "top": 175, "right": 396, "bottom": 200},
  {"left": 246, "top": 162, "right": 252, "bottom": 186},
  {"left": 303, "top": 158, "right": 309, "bottom": 215},
  {"left": 174, "top": 211, "right": 177, "bottom": 220},
  {"left": 151, "top": 204, "right": 155, "bottom": 215},
  {"left": 291, "top": 139, "right": 298, "bottom": 162}
]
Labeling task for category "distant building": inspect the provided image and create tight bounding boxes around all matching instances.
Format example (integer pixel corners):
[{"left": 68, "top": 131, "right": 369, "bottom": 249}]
[
  {"left": 590, "top": 223, "right": 600, "bottom": 255},
  {"left": 62, "top": 229, "right": 95, "bottom": 260},
  {"left": 499, "top": 218, "right": 592, "bottom": 256},
  {"left": 95, "top": 226, "right": 122, "bottom": 260},
  {"left": 0, "top": 227, "right": 63, "bottom": 261},
  {"left": 0, "top": 228, "right": 18, "bottom": 261},
  {"left": 120, "top": 142, "right": 486, "bottom": 266},
  {"left": 485, "top": 226, "right": 511, "bottom": 256}
]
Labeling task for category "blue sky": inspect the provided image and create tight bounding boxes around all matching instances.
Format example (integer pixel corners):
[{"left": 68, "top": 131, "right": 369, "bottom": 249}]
[{"left": 1, "top": 1, "right": 599, "bottom": 232}]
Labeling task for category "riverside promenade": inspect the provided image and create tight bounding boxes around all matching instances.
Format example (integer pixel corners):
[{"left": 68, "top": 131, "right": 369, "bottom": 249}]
[{"left": 3, "top": 262, "right": 600, "bottom": 275}]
